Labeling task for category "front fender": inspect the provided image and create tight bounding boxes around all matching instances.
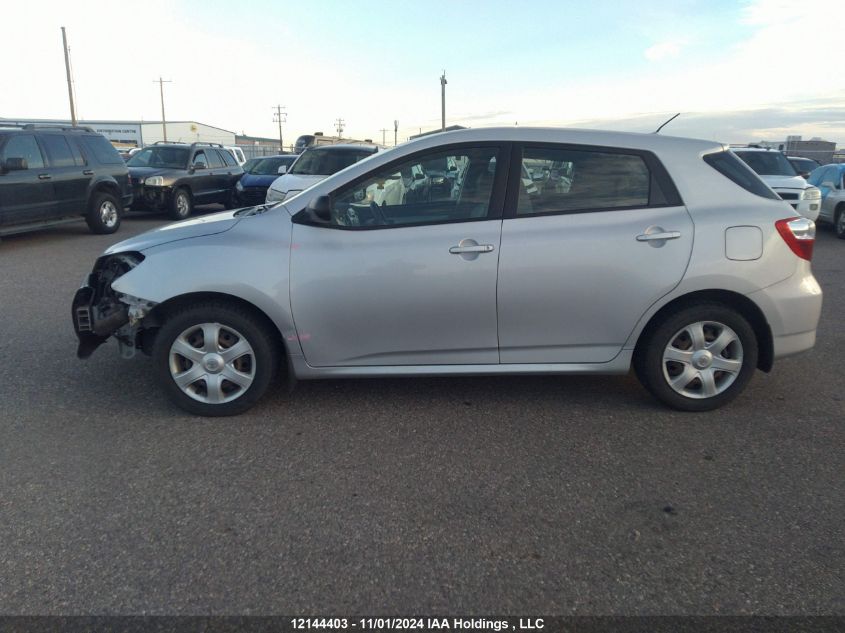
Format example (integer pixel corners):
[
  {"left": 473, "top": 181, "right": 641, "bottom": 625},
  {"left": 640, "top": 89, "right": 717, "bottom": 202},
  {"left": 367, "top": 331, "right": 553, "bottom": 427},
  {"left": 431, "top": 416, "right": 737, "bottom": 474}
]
[{"left": 110, "top": 211, "right": 303, "bottom": 357}]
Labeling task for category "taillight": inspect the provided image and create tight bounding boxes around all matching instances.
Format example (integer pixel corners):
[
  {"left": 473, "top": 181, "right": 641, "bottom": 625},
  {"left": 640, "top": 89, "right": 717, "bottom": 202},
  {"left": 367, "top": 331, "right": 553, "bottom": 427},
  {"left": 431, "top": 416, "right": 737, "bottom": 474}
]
[{"left": 775, "top": 217, "right": 815, "bottom": 261}]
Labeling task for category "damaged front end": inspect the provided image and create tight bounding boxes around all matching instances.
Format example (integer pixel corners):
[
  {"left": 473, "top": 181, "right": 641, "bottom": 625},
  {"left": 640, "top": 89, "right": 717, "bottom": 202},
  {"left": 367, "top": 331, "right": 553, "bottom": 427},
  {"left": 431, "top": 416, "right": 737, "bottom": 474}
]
[{"left": 72, "top": 252, "right": 157, "bottom": 359}]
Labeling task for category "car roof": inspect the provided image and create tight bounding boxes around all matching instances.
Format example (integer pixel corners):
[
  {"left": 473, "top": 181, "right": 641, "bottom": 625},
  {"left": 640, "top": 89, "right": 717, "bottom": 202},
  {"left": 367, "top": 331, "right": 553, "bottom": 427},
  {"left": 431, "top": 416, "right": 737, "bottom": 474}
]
[
  {"left": 407, "top": 126, "right": 724, "bottom": 155},
  {"left": 307, "top": 144, "right": 378, "bottom": 153}
]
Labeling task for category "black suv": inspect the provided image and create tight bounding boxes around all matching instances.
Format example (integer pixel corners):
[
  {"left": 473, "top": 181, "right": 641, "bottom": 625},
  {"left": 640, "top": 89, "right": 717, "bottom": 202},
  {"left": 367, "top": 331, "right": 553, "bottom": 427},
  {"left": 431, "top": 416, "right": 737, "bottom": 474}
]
[
  {"left": 0, "top": 125, "right": 132, "bottom": 236},
  {"left": 127, "top": 142, "right": 244, "bottom": 220}
]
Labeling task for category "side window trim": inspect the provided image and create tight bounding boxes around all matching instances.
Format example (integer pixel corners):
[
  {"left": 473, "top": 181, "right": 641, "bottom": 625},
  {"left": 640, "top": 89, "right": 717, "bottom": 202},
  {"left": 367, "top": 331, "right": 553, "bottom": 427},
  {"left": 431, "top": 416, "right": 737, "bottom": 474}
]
[
  {"left": 293, "top": 141, "right": 513, "bottom": 230},
  {"left": 503, "top": 142, "right": 683, "bottom": 219}
]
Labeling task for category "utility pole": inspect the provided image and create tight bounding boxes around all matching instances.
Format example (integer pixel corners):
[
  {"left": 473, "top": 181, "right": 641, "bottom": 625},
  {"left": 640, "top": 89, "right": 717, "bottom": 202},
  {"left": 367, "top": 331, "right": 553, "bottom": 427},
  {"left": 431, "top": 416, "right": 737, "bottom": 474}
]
[
  {"left": 154, "top": 77, "right": 172, "bottom": 142},
  {"left": 273, "top": 105, "right": 287, "bottom": 152},
  {"left": 394, "top": 120, "right": 398, "bottom": 146},
  {"left": 61, "top": 27, "right": 77, "bottom": 126},
  {"left": 379, "top": 127, "right": 389, "bottom": 146},
  {"left": 440, "top": 70, "right": 447, "bottom": 131},
  {"left": 335, "top": 118, "right": 345, "bottom": 138}
]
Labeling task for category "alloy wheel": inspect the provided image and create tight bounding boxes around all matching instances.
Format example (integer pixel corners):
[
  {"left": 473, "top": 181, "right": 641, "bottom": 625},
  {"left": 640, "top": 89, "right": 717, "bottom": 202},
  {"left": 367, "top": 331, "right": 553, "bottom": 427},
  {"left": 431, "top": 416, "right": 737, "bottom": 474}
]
[
  {"left": 168, "top": 322, "right": 256, "bottom": 404},
  {"left": 100, "top": 200, "right": 119, "bottom": 228},
  {"left": 662, "top": 321, "right": 744, "bottom": 399}
]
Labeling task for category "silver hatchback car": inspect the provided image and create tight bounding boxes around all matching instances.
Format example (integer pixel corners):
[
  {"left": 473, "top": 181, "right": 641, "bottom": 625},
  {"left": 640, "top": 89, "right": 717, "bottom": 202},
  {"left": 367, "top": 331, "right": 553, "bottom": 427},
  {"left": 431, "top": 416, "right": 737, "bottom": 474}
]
[{"left": 72, "top": 128, "right": 822, "bottom": 416}]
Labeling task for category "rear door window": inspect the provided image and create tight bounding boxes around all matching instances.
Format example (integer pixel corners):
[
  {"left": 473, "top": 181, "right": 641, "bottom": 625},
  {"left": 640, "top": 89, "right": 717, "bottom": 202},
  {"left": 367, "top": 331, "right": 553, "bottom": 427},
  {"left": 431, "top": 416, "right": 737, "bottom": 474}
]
[
  {"left": 40, "top": 135, "right": 76, "bottom": 168},
  {"left": 220, "top": 149, "right": 237, "bottom": 167},
  {"left": 516, "top": 146, "right": 658, "bottom": 215},
  {"left": 206, "top": 149, "right": 224, "bottom": 169}
]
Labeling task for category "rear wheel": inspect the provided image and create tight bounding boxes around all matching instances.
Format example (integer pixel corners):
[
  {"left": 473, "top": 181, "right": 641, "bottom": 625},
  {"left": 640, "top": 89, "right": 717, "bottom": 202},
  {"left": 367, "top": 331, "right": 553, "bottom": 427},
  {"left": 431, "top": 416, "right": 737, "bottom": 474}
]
[
  {"left": 152, "top": 302, "right": 280, "bottom": 416},
  {"left": 168, "top": 188, "right": 192, "bottom": 220},
  {"left": 85, "top": 191, "right": 122, "bottom": 234},
  {"left": 634, "top": 304, "right": 758, "bottom": 412},
  {"left": 835, "top": 205, "right": 845, "bottom": 239}
]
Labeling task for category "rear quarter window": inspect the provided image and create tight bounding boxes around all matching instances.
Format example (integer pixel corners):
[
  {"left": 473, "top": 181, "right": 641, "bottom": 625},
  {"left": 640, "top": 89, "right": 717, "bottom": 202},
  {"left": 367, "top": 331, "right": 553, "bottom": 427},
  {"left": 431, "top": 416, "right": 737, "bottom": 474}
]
[
  {"left": 79, "top": 135, "right": 124, "bottom": 165},
  {"left": 703, "top": 151, "right": 780, "bottom": 201}
]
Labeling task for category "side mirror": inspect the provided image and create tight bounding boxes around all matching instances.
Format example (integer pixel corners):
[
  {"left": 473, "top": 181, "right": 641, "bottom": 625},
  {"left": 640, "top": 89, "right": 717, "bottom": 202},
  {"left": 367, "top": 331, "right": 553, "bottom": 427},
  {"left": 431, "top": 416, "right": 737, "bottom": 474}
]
[
  {"left": 448, "top": 165, "right": 457, "bottom": 171},
  {"left": 193, "top": 163, "right": 206, "bottom": 170},
  {"left": 307, "top": 195, "right": 332, "bottom": 222},
  {"left": 3, "top": 157, "right": 28, "bottom": 172},
  {"left": 821, "top": 181, "right": 834, "bottom": 189},
  {"left": 413, "top": 172, "right": 426, "bottom": 181},
  {"left": 277, "top": 165, "right": 288, "bottom": 175}
]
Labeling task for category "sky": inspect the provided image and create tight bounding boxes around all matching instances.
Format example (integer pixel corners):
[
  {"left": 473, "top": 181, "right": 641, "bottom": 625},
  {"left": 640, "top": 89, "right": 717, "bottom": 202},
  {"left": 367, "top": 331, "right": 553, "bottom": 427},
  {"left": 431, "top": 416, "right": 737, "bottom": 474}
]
[{"left": 1, "top": 0, "right": 844, "bottom": 146}]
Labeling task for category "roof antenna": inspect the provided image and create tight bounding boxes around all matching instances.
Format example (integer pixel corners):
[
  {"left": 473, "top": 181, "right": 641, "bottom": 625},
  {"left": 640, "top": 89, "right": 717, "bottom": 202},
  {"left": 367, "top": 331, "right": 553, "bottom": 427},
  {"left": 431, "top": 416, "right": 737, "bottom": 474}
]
[{"left": 653, "top": 112, "right": 680, "bottom": 134}]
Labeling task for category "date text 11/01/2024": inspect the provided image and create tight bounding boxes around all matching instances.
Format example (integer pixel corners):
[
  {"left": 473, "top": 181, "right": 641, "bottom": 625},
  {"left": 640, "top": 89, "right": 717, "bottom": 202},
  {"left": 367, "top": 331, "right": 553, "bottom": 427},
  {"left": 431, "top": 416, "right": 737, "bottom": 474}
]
[{"left": 291, "top": 618, "right": 546, "bottom": 630}]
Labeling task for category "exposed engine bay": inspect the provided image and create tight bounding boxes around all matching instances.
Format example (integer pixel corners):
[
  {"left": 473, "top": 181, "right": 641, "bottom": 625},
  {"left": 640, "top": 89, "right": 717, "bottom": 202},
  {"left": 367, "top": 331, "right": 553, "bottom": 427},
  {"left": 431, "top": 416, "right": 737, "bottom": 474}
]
[{"left": 72, "top": 252, "right": 157, "bottom": 359}]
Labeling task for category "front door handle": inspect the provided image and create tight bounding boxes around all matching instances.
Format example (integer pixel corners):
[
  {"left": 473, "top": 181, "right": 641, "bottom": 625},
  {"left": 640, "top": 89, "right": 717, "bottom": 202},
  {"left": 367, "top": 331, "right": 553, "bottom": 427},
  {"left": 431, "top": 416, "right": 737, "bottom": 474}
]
[
  {"left": 636, "top": 231, "right": 680, "bottom": 241},
  {"left": 449, "top": 244, "right": 494, "bottom": 254},
  {"left": 38, "top": 173, "right": 51, "bottom": 180},
  {"left": 83, "top": 169, "right": 94, "bottom": 176}
]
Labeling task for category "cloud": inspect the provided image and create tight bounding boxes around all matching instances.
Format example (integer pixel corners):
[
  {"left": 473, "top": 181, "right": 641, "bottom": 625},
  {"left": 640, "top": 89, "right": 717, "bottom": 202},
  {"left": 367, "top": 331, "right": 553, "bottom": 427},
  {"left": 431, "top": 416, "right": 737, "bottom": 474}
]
[{"left": 644, "top": 40, "right": 684, "bottom": 62}]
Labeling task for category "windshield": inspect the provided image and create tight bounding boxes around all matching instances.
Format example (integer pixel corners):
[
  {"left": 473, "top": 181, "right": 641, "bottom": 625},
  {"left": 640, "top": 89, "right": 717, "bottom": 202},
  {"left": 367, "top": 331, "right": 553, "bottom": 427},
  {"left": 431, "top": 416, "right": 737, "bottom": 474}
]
[
  {"left": 127, "top": 146, "right": 190, "bottom": 169},
  {"left": 290, "top": 147, "right": 374, "bottom": 176},
  {"left": 734, "top": 151, "right": 797, "bottom": 177},
  {"left": 250, "top": 156, "right": 296, "bottom": 175}
]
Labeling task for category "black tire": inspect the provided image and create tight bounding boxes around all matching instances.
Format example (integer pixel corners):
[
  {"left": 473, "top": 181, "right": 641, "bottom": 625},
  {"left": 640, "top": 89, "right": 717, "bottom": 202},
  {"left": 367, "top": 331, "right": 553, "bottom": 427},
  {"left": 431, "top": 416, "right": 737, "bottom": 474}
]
[
  {"left": 223, "top": 187, "right": 237, "bottom": 210},
  {"left": 634, "top": 303, "right": 758, "bottom": 412},
  {"left": 835, "top": 205, "right": 845, "bottom": 240},
  {"left": 152, "top": 301, "right": 281, "bottom": 416},
  {"left": 168, "top": 187, "right": 193, "bottom": 220},
  {"left": 85, "top": 191, "right": 122, "bottom": 234}
]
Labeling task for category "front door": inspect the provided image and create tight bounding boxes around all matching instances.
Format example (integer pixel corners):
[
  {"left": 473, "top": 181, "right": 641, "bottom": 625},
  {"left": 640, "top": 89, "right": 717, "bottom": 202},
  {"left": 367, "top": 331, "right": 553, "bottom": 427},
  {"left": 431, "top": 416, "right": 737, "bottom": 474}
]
[
  {"left": 0, "top": 134, "right": 55, "bottom": 226},
  {"left": 497, "top": 143, "right": 694, "bottom": 364},
  {"left": 290, "top": 144, "right": 507, "bottom": 367}
]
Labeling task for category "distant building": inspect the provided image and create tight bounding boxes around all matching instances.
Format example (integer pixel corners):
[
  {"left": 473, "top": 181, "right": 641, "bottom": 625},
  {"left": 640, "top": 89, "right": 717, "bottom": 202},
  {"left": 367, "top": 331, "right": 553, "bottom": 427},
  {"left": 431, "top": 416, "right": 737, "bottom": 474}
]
[
  {"left": 0, "top": 118, "right": 237, "bottom": 147},
  {"left": 783, "top": 136, "right": 836, "bottom": 165}
]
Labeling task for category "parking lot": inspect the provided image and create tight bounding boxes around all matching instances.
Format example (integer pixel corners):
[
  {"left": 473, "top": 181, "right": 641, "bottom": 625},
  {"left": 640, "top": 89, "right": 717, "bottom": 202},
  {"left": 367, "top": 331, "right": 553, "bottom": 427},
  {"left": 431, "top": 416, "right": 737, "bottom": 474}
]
[{"left": 0, "top": 209, "right": 842, "bottom": 614}]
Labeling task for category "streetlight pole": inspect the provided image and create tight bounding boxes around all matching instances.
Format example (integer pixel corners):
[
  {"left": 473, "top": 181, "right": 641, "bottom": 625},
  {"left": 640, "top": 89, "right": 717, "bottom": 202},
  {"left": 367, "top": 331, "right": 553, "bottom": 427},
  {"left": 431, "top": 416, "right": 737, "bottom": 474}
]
[
  {"left": 394, "top": 120, "right": 398, "bottom": 146},
  {"left": 154, "top": 77, "right": 172, "bottom": 142},
  {"left": 61, "top": 27, "right": 77, "bottom": 126},
  {"left": 440, "top": 71, "right": 447, "bottom": 131}
]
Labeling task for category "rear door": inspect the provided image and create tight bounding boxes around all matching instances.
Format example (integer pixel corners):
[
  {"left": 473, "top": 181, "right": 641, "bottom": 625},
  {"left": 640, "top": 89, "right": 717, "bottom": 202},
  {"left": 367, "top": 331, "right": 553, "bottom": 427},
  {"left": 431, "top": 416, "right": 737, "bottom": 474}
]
[
  {"left": 0, "top": 134, "right": 56, "bottom": 226},
  {"left": 189, "top": 150, "right": 216, "bottom": 202},
  {"left": 496, "top": 143, "right": 693, "bottom": 363},
  {"left": 39, "top": 133, "right": 91, "bottom": 218}
]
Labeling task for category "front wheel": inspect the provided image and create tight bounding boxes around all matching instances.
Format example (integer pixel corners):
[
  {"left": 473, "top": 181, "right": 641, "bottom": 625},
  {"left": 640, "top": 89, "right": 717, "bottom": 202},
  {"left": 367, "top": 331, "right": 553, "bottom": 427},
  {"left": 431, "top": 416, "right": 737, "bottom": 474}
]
[
  {"left": 86, "top": 191, "right": 122, "bottom": 234},
  {"left": 634, "top": 304, "right": 758, "bottom": 412},
  {"left": 168, "top": 188, "right": 193, "bottom": 220},
  {"left": 152, "top": 302, "right": 281, "bottom": 416}
]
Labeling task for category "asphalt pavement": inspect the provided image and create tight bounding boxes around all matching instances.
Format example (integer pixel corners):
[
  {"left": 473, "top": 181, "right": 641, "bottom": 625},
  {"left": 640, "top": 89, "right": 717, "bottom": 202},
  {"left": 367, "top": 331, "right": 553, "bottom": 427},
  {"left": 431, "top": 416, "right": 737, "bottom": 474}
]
[{"left": 0, "top": 209, "right": 842, "bottom": 614}]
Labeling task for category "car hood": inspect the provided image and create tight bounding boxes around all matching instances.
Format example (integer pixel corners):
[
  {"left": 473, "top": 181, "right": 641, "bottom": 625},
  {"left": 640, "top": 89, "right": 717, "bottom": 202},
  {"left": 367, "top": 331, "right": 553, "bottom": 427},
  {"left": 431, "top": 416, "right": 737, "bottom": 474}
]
[
  {"left": 759, "top": 174, "right": 810, "bottom": 190},
  {"left": 240, "top": 172, "right": 279, "bottom": 188},
  {"left": 128, "top": 166, "right": 179, "bottom": 179},
  {"left": 267, "top": 173, "right": 327, "bottom": 193},
  {"left": 104, "top": 210, "right": 242, "bottom": 254}
]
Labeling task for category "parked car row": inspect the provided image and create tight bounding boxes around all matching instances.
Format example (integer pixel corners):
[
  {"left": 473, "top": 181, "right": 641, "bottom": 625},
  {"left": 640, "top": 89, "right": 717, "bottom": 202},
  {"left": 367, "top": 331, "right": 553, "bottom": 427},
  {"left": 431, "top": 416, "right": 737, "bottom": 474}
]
[{"left": 72, "top": 127, "right": 823, "bottom": 417}]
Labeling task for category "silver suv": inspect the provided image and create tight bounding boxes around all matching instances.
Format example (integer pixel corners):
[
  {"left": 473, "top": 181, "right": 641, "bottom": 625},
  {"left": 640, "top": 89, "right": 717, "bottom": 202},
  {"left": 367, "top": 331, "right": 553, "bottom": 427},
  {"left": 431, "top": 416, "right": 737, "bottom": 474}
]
[{"left": 72, "top": 128, "right": 822, "bottom": 416}]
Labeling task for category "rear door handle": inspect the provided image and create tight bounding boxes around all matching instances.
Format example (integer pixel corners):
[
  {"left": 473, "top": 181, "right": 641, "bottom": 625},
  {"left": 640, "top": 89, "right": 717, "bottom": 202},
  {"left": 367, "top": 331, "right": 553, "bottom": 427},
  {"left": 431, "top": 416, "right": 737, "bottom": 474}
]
[
  {"left": 636, "top": 231, "right": 681, "bottom": 241},
  {"left": 83, "top": 169, "right": 94, "bottom": 175},
  {"left": 449, "top": 244, "right": 494, "bottom": 254},
  {"left": 38, "top": 173, "right": 51, "bottom": 180}
]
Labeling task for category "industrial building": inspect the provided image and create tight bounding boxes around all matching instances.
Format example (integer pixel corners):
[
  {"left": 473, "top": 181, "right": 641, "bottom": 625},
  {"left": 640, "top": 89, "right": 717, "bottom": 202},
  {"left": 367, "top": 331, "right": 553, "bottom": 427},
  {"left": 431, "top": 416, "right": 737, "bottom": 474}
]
[{"left": 0, "top": 118, "right": 237, "bottom": 148}]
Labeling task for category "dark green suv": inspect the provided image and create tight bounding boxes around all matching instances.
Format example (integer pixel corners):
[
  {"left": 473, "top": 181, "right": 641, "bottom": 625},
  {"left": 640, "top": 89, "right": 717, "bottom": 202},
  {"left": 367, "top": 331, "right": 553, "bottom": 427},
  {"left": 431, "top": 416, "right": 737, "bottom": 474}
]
[
  {"left": 127, "top": 142, "right": 244, "bottom": 220},
  {"left": 0, "top": 125, "right": 132, "bottom": 236}
]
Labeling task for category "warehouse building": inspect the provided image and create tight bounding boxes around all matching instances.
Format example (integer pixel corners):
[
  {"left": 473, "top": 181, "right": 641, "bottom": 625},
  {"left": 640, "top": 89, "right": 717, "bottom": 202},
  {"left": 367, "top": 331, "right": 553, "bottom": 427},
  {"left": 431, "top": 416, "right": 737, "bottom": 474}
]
[{"left": 0, "top": 118, "right": 237, "bottom": 148}]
